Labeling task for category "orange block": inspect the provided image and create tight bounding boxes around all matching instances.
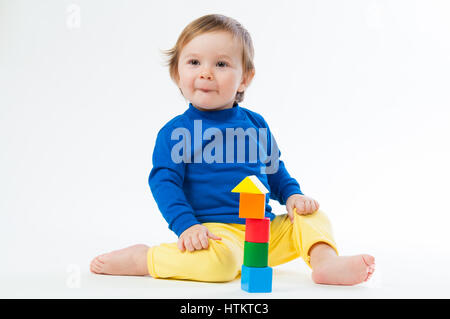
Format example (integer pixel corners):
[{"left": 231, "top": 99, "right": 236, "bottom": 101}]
[{"left": 239, "top": 193, "right": 265, "bottom": 219}]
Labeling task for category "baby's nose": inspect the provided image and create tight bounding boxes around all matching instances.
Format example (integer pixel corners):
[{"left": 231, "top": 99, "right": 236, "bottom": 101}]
[{"left": 200, "top": 71, "right": 213, "bottom": 80}]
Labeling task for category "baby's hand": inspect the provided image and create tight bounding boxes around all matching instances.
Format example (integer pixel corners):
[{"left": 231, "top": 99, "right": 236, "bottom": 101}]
[
  {"left": 177, "top": 224, "right": 222, "bottom": 252},
  {"left": 286, "top": 194, "right": 319, "bottom": 222}
]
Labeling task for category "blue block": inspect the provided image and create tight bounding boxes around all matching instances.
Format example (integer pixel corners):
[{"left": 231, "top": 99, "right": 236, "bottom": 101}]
[{"left": 241, "top": 265, "right": 272, "bottom": 293}]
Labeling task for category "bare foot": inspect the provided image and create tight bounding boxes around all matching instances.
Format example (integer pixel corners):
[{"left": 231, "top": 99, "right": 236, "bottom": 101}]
[
  {"left": 90, "top": 244, "right": 150, "bottom": 276},
  {"left": 310, "top": 243, "right": 375, "bottom": 286}
]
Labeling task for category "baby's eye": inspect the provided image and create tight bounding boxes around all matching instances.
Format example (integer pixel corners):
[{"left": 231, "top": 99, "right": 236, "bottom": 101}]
[
  {"left": 217, "top": 61, "right": 228, "bottom": 68},
  {"left": 188, "top": 59, "right": 200, "bottom": 66}
]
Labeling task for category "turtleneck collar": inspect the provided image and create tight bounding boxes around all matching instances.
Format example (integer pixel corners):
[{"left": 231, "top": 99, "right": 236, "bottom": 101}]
[{"left": 185, "top": 102, "right": 242, "bottom": 121}]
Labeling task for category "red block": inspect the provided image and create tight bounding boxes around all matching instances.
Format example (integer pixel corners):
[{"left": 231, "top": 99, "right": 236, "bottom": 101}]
[{"left": 245, "top": 218, "right": 270, "bottom": 243}]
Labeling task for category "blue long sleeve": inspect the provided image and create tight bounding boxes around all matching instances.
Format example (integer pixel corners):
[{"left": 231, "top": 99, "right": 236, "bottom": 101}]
[
  {"left": 267, "top": 159, "right": 303, "bottom": 204},
  {"left": 257, "top": 116, "right": 303, "bottom": 204},
  {"left": 148, "top": 124, "right": 200, "bottom": 236}
]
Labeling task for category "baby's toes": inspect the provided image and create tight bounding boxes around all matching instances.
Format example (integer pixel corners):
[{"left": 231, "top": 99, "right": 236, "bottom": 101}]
[
  {"left": 90, "top": 256, "right": 105, "bottom": 273},
  {"left": 90, "top": 260, "right": 98, "bottom": 273},
  {"left": 364, "top": 267, "right": 375, "bottom": 282},
  {"left": 362, "top": 255, "right": 375, "bottom": 282},
  {"left": 362, "top": 254, "right": 375, "bottom": 267}
]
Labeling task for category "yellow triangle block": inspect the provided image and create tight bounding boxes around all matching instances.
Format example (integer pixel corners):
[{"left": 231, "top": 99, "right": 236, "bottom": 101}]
[{"left": 231, "top": 175, "right": 269, "bottom": 194}]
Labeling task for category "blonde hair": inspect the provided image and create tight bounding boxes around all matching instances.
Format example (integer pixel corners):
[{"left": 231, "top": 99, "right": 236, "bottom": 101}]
[{"left": 161, "top": 14, "right": 255, "bottom": 103}]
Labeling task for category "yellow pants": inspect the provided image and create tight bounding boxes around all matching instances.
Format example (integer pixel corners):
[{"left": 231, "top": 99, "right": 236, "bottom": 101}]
[{"left": 147, "top": 209, "right": 338, "bottom": 282}]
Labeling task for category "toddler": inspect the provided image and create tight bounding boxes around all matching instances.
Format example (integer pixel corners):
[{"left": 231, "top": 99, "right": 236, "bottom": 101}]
[{"left": 90, "top": 14, "right": 375, "bottom": 285}]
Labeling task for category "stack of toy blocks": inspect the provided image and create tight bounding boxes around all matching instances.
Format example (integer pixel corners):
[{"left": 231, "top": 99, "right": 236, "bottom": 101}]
[{"left": 232, "top": 175, "right": 272, "bottom": 293}]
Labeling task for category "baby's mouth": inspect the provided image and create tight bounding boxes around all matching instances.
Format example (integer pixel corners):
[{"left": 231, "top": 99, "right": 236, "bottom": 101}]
[{"left": 198, "top": 88, "right": 214, "bottom": 93}]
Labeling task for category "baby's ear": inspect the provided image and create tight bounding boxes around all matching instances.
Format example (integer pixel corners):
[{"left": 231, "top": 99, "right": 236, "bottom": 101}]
[
  {"left": 173, "top": 73, "right": 180, "bottom": 86},
  {"left": 238, "top": 69, "right": 255, "bottom": 93}
]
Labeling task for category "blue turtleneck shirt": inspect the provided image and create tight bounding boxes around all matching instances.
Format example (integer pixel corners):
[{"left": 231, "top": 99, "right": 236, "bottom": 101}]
[{"left": 148, "top": 102, "right": 303, "bottom": 237}]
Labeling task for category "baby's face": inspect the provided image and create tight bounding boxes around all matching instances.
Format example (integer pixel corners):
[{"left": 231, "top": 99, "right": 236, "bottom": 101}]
[{"left": 177, "top": 31, "right": 250, "bottom": 111}]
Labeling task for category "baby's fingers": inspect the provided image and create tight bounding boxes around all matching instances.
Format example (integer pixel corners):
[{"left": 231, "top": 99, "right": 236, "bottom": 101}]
[
  {"left": 198, "top": 233, "right": 210, "bottom": 249},
  {"left": 286, "top": 204, "right": 294, "bottom": 223},
  {"left": 295, "top": 201, "right": 305, "bottom": 214},
  {"left": 304, "top": 200, "right": 312, "bottom": 213},
  {"left": 191, "top": 235, "right": 202, "bottom": 250},
  {"left": 312, "top": 200, "right": 319, "bottom": 212},
  {"left": 184, "top": 237, "right": 195, "bottom": 252},
  {"left": 207, "top": 230, "right": 222, "bottom": 241},
  {"left": 177, "top": 238, "right": 186, "bottom": 252}
]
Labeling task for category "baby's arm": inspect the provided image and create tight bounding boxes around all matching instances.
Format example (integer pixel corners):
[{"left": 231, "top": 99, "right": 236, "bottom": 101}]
[
  {"left": 260, "top": 117, "right": 319, "bottom": 219},
  {"left": 149, "top": 126, "right": 221, "bottom": 251},
  {"left": 149, "top": 126, "right": 200, "bottom": 237}
]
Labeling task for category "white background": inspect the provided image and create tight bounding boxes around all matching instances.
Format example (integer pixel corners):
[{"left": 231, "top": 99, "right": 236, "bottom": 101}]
[{"left": 1, "top": 0, "right": 450, "bottom": 298}]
